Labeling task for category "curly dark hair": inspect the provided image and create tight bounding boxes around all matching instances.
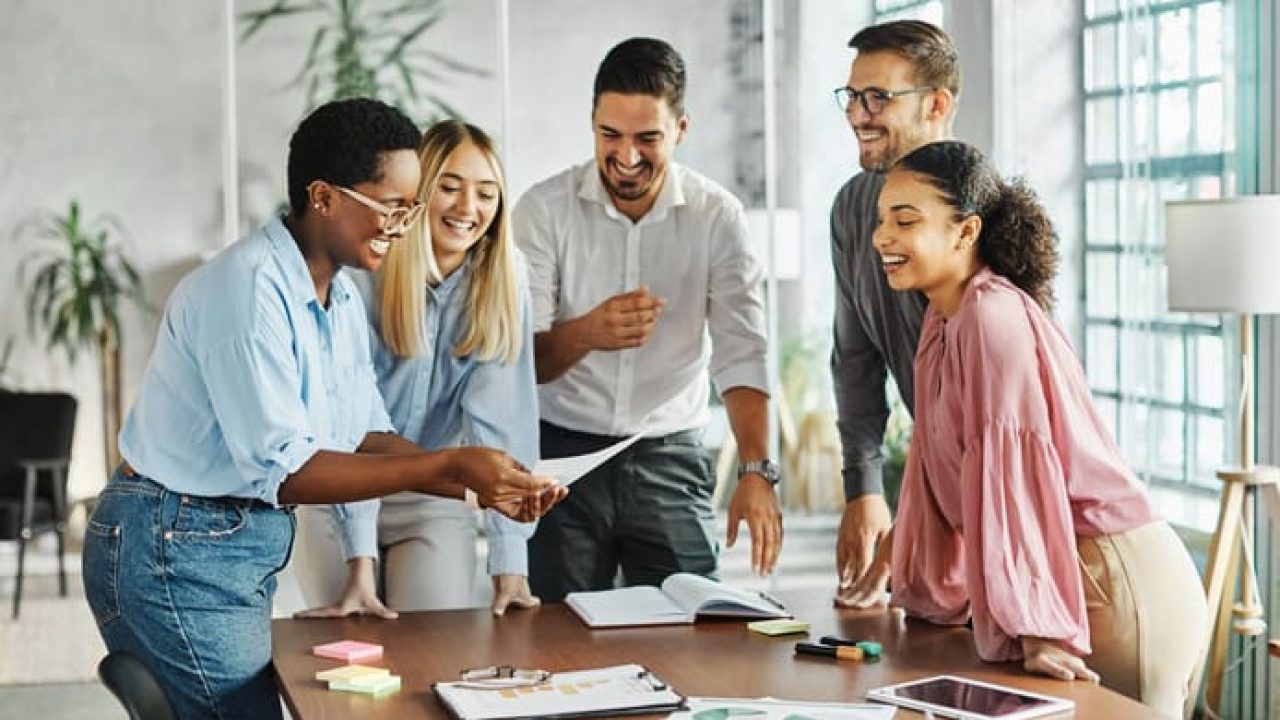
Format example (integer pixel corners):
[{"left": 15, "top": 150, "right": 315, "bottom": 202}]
[
  {"left": 894, "top": 141, "right": 1059, "bottom": 310},
  {"left": 593, "top": 37, "right": 686, "bottom": 117},
  {"left": 286, "top": 97, "right": 421, "bottom": 216}
]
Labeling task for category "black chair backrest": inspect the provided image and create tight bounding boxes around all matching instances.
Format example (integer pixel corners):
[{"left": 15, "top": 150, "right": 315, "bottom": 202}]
[
  {"left": 97, "top": 652, "right": 178, "bottom": 720},
  {"left": 0, "top": 392, "right": 77, "bottom": 501}
]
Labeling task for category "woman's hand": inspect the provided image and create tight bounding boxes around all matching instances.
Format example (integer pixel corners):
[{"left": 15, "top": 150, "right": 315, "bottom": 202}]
[
  {"left": 1020, "top": 637, "right": 1100, "bottom": 682},
  {"left": 490, "top": 484, "right": 569, "bottom": 522},
  {"left": 293, "top": 557, "right": 398, "bottom": 620},
  {"left": 448, "top": 448, "right": 557, "bottom": 511},
  {"left": 491, "top": 574, "right": 541, "bottom": 616},
  {"left": 835, "top": 528, "right": 893, "bottom": 608}
]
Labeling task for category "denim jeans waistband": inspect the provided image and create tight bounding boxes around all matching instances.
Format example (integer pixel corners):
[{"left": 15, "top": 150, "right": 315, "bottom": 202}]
[{"left": 111, "top": 464, "right": 283, "bottom": 513}]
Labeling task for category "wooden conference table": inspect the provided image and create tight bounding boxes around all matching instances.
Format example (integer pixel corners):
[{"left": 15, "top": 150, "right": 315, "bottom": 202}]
[{"left": 272, "top": 592, "right": 1164, "bottom": 719}]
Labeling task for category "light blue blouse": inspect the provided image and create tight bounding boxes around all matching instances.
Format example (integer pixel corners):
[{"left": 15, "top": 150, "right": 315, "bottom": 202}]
[
  {"left": 119, "top": 217, "right": 391, "bottom": 558},
  {"left": 353, "top": 255, "right": 539, "bottom": 576}
]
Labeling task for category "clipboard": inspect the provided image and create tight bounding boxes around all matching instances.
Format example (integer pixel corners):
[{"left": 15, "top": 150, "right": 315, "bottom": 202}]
[{"left": 432, "top": 663, "right": 685, "bottom": 720}]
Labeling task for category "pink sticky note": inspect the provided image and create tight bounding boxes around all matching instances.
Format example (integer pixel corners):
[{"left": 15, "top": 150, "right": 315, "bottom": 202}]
[{"left": 311, "top": 640, "right": 384, "bottom": 663}]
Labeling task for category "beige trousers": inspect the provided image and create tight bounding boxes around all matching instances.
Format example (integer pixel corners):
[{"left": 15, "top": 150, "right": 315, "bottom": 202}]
[
  {"left": 1077, "top": 521, "right": 1208, "bottom": 719},
  {"left": 291, "top": 494, "right": 481, "bottom": 612}
]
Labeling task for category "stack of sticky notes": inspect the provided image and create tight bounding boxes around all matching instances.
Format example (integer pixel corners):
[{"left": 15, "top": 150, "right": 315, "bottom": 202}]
[
  {"left": 312, "top": 640, "right": 401, "bottom": 697},
  {"left": 313, "top": 639, "right": 384, "bottom": 663}
]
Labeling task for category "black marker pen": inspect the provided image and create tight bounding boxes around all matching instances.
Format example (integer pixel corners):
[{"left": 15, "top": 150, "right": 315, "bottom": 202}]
[{"left": 794, "top": 642, "right": 865, "bottom": 661}]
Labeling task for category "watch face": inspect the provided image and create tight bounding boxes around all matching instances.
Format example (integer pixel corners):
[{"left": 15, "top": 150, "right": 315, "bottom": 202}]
[{"left": 741, "top": 461, "right": 780, "bottom": 485}]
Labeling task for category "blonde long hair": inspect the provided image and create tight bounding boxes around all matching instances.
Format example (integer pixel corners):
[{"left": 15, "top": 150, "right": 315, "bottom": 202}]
[{"left": 376, "top": 120, "right": 521, "bottom": 363}]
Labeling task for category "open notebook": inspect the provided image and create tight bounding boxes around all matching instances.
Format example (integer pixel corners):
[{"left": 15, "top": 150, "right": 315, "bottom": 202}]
[{"left": 565, "top": 573, "right": 790, "bottom": 628}]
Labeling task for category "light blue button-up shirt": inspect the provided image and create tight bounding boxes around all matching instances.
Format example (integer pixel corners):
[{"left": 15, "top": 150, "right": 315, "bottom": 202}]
[
  {"left": 119, "top": 217, "right": 393, "bottom": 558},
  {"left": 352, "top": 255, "right": 539, "bottom": 575}
]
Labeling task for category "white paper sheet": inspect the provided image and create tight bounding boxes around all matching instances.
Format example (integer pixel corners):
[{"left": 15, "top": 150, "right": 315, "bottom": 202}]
[{"left": 533, "top": 433, "right": 644, "bottom": 486}]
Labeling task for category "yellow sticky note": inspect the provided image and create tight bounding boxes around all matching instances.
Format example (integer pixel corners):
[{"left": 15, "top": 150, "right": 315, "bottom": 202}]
[
  {"left": 747, "top": 618, "right": 811, "bottom": 636},
  {"left": 315, "top": 665, "right": 390, "bottom": 682}
]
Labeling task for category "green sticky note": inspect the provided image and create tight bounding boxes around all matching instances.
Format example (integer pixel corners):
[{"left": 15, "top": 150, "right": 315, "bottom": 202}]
[
  {"left": 747, "top": 619, "right": 811, "bottom": 636},
  {"left": 315, "top": 665, "right": 390, "bottom": 682},
  {"left": 330, "top": 674, "right": 402, "bottom": 696}
]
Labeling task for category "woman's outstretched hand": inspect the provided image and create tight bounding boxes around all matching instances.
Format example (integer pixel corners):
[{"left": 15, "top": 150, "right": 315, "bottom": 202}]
[
  {"left": 1020, "top": 637, "right": 1100, "bottom": 682},
  {"left": 293, "top": 556, "right": 398, "bottom": 620}
]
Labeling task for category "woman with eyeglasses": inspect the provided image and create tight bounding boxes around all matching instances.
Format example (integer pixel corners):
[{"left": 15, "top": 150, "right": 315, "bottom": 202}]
[
  {"left": 292, "top": 120, "right": 545, "bottom": 618},
  {"left": 839, "top": 140, "right": 1206, "bottom": 716},
  {"left": 81, "top": 99, "right": 565, "bottom": 719}
]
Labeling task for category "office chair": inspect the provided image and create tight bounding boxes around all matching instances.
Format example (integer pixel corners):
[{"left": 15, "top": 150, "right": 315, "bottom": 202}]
[
  {"left": 0, "top": 391, "right": 76, "bottom": 618},
  {"left": 97, "top": 652, "right": 178, "bottom": 720}
]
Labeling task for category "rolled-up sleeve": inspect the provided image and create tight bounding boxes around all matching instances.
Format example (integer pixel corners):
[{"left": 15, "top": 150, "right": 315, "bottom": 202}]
[
  {"left": 463, "top": 269, "right": 540, "bottom": 575},
  {"left": 199, "top": 320, "right": 319, "bottom": 507},
  {"left": 707, "top": 203, "right": 769, "bottom": 396}
]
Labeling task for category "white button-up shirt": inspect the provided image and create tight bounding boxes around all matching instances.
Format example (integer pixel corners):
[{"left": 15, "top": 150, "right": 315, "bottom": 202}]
[{"left": 514, "top": 160, "right": 769, "bottom": 437}]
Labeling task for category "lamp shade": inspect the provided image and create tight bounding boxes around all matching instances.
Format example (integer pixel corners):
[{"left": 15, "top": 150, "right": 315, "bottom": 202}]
[{"left": 1165, "top": 195, "right": 1280, "bottom": 313}]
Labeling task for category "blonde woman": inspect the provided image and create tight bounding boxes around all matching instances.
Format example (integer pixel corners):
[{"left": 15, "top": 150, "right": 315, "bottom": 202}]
[{"left": 293, "top": 120, "right": 542, "bottom": 616}]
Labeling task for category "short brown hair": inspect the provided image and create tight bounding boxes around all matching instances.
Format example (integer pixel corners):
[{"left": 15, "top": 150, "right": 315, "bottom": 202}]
[{"left": 848, "top": 20, "right": 960, "bottom": 98}]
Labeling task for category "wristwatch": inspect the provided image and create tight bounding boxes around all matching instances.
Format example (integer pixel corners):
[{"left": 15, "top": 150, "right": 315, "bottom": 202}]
[{"left": 737, "top": 459, "right": 781, "bottom": 486}]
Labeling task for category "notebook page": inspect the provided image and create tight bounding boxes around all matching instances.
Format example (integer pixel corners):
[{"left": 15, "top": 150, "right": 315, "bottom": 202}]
[{"left": 566, "top": 585, "right": 688, "bottom": 626}]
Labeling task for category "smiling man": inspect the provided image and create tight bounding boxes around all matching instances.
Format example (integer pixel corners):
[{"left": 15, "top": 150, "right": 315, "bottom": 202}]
[
  {"left": 514, "top": 37, "right": 782, "bottom": 601},
  {"left": 829, "top": 20, "right": 961, "bottom": 605}
]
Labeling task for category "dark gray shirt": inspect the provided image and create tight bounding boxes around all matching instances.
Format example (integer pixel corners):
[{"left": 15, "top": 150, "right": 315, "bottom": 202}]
[{"left": 830, "top": 171, "right": 927, "bottom": 499}]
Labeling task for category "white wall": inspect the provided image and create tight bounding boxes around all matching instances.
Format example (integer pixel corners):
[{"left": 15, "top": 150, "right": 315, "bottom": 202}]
[
  {"left": 0, "top": 1, "right": 225, "bottom": 499},
  {"left": 504, "top": 0, "right": 737, "bottom": 199},
  {"left": 0, "top": 0, "right": 741, "bottom": 500}
]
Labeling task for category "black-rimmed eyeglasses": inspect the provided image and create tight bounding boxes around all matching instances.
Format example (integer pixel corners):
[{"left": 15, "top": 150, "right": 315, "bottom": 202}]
[{"left": 832, "top": 85, "right": 934, "bottom": 115}]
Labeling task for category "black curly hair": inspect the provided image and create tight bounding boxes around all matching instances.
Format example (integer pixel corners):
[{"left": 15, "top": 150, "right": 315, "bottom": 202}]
[
  {"left": 593, "top": 37, "right": 686, "bottom": 117},
  {"left": 894, "top": 140, "right": 1059, "bottom": 310},
  {"left": 286, "top": 97, "right": 421, "bottom": 216}
]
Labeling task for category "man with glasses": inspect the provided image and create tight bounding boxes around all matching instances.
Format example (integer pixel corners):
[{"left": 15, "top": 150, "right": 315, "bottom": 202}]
[{"left": 829, "top": 20, "right": 961, "bottom": 605}]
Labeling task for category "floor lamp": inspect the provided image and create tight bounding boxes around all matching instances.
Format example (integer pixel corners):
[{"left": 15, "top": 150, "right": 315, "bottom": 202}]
[{"left": 1165, "top": 195, "right": 1280, "bottom": 715}]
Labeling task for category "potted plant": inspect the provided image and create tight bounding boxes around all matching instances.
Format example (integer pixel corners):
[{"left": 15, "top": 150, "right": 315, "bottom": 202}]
[
  {"left": 880, "top": 389, "right": 913, "bottom": 514},
  {"left": 18, "top": 199, "right": 147, "bottom": 472},
  {"left": 239, "top": 0, "right": 488, "bottom": 122}
]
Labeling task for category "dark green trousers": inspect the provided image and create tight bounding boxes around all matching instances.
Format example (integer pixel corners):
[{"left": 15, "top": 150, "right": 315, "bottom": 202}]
[{"left": 528, "top": 421, "right": 720, "bottom": 602}]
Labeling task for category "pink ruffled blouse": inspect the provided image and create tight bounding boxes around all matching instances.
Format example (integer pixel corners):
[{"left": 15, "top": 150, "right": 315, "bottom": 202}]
[{"left": 890, "top": 268, "right": 1156, "bottom": 661}]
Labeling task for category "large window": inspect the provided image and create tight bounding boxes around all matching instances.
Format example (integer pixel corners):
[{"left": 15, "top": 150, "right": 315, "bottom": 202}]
[{"left": 1082, "top": 0, "right": 1233, "bottom": 490}]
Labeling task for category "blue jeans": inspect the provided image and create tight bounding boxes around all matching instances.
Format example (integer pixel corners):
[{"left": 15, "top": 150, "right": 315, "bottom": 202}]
[{"left": 82, "top": 468, "right": 295, "bottom": 719}]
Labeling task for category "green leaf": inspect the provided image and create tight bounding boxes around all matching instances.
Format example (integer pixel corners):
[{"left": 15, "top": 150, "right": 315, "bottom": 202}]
[
  {"left": 413, "top": 48, "right": 490, "bottom": 78},
  {"left": 380, "top": 13, "right": 441, "bottom": 66},
  {"left": 239, "top": 1, "right": 322, "bottom": 43}
]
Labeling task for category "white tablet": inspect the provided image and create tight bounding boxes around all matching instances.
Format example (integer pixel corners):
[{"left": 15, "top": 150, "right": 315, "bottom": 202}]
[{"left": 866, "top": 675, "right": 1074, "bottom": 719}]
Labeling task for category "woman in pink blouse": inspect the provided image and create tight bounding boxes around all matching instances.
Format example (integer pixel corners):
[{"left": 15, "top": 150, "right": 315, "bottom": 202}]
[{"left": 842, "top": 140, "right": 1206, "bottom": 717}]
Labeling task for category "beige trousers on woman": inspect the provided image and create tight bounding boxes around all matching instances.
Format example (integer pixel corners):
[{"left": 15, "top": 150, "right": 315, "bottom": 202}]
[{"left": 1077, "top": 520, "right": 1208, "bottom": 719}]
